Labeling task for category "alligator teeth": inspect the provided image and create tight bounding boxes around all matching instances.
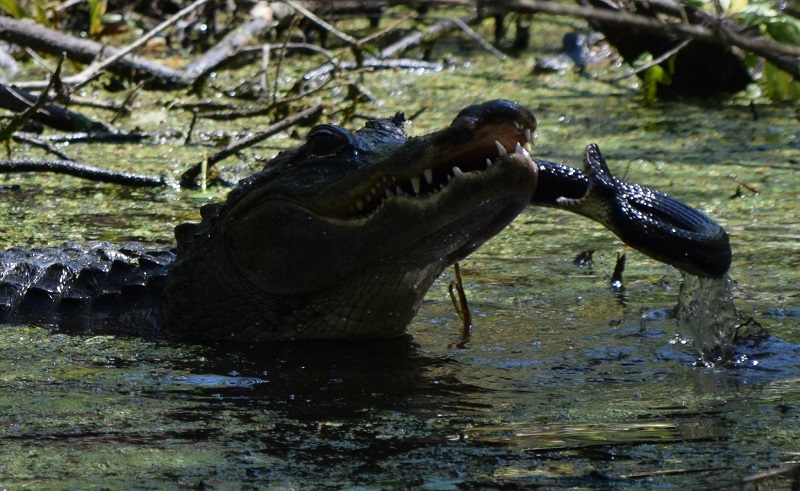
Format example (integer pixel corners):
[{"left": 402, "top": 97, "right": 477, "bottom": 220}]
[
  {"left": 410, "top": 176, "right": 421, "bottom": 194},
  {"left": 353, "top": 124, "right": 539, "bottom": 216}
]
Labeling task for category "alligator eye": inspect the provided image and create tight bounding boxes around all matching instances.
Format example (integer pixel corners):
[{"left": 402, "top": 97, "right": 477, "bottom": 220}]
[{"left": 306, "top": 125, "right": 352, "bottom": 158}]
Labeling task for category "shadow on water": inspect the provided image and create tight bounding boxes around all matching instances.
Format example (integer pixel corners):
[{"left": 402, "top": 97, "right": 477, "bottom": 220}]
[{"left": 159, "top": 336, "right": 471, "bottom": 419}]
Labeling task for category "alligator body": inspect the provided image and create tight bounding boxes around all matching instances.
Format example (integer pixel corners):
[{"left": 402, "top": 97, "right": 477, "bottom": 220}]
[{"left": 0, "top": 100, "right": 731, "bottom": 342}]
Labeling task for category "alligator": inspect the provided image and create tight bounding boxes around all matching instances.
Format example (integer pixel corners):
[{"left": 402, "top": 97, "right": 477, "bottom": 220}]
[{"left": 0, "top": 100, "right": 731, "bottom": 342}]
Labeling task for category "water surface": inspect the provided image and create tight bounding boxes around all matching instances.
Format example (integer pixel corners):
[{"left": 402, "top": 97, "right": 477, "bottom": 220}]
[{"left": 1, "top": 20, "right": 799, "bottom": 489}]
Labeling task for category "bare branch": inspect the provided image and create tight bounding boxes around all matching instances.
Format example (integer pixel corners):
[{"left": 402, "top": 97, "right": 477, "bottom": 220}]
[
  {"left": 603, "top": 38, "right": 692, "bottom": 82},
  {"left": 283, "top": 0, "right": 361, "bottom": 47},
  {"left": 179, "top": 104, "right": 324, "bottom": 188}
]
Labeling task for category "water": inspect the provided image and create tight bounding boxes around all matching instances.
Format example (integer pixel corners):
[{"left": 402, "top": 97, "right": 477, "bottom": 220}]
[
  {"left": 675, "top": 273, "right": 766, "bottom": 365},
  {"left": 1, "top": 18, "right": 799, "bottom": 489}
]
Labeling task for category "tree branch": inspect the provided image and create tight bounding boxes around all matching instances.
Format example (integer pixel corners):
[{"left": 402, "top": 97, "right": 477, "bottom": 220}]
[
  {"left": 0, "top": 158, "right": 164, "bottom": 186},
  {"left": 0, "top": 18, "right": 192, "bottom": 89},
  {"left": 179, "top": 103, "right": 324, "bottom": 188},
  {"left": 492, "top": 0, "right": 800, "bottom": 78}
]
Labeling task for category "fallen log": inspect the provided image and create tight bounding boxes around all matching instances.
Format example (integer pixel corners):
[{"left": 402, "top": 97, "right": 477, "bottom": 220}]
[{"left": 0, "top": 17, "right": 192, "bottom": 89}]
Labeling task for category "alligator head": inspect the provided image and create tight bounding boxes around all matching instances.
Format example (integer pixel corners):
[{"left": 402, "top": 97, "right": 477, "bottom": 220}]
[{"left": 166, "top": 100, "right": 540, "bottom": 341}]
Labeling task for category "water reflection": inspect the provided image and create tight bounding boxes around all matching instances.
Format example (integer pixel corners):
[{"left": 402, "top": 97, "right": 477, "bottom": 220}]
[{"left": 147, "top": 336, "right": 476, "bottom": 419}]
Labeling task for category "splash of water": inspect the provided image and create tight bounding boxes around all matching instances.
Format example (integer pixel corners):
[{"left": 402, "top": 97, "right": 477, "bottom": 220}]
[{"left": 674, "top": 273, "right": 762, "bottom": 366}]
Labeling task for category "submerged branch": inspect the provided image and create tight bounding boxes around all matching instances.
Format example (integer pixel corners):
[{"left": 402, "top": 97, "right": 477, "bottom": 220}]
[{"left": 0, "top": 158, "right": 164, "bottom": 187}]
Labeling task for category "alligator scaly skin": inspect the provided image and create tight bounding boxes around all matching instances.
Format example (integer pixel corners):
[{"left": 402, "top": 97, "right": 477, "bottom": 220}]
[{"left": 0, "top": 242, "right": 174, "bottom": 333}]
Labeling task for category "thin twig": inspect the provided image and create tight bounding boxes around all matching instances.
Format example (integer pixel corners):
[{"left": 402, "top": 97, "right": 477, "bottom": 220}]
[
  {"left": 602, "top": 38, "right": 692, "bottom": 82},
  {"left": 301, "top": 58, "right": 443, "bottom": 82},
  {"left": 284, "top": 0, "right": 361, "bottom": 47},
  {"left": 110, "top": 81, "right": 144, "bottom": 124},
  {"left": 448, "top": 262, "right": 473, "bottom": 346},
  {"left": 238, "top": 43, "right": 338, "bottom": 65},
  {"left": 68, "top": 0, "right": 210, "bottom": 89},
  {"left": 379, "top": 13, "right": 477, "bottom": 59},
  {"left": 357, "top": 11, "right": 417, "bottom": 46},
  {"left": 64, "top": 96, "right": 127, "bottom": 113},
  {"left": 448, "top": 16, "right": 507, "bottom": 60},
  {"left": 272, "top": 14, "right": 303, "bottom": 103},
  {"left": 12, "top": 133, "right": 75, "bottom": 161},
  {"left": 0, "top": 55, "right": 64, "bottom": 154},
  {"left": 260, "top": 44, "right": 270, "bottom": 94},
  {"left": 179, "top": 103, "right": 324, "bottom": 188}
]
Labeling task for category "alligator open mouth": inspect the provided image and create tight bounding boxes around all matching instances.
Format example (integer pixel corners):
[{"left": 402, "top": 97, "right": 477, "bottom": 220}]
[{"left": 345, "top": 120, "right": 536, "bottom": 219}]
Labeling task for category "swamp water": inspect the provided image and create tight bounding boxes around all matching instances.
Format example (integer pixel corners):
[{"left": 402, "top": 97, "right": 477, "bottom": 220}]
[{"left": 1, "top": 32, "right": 799, "bottom": 490}]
